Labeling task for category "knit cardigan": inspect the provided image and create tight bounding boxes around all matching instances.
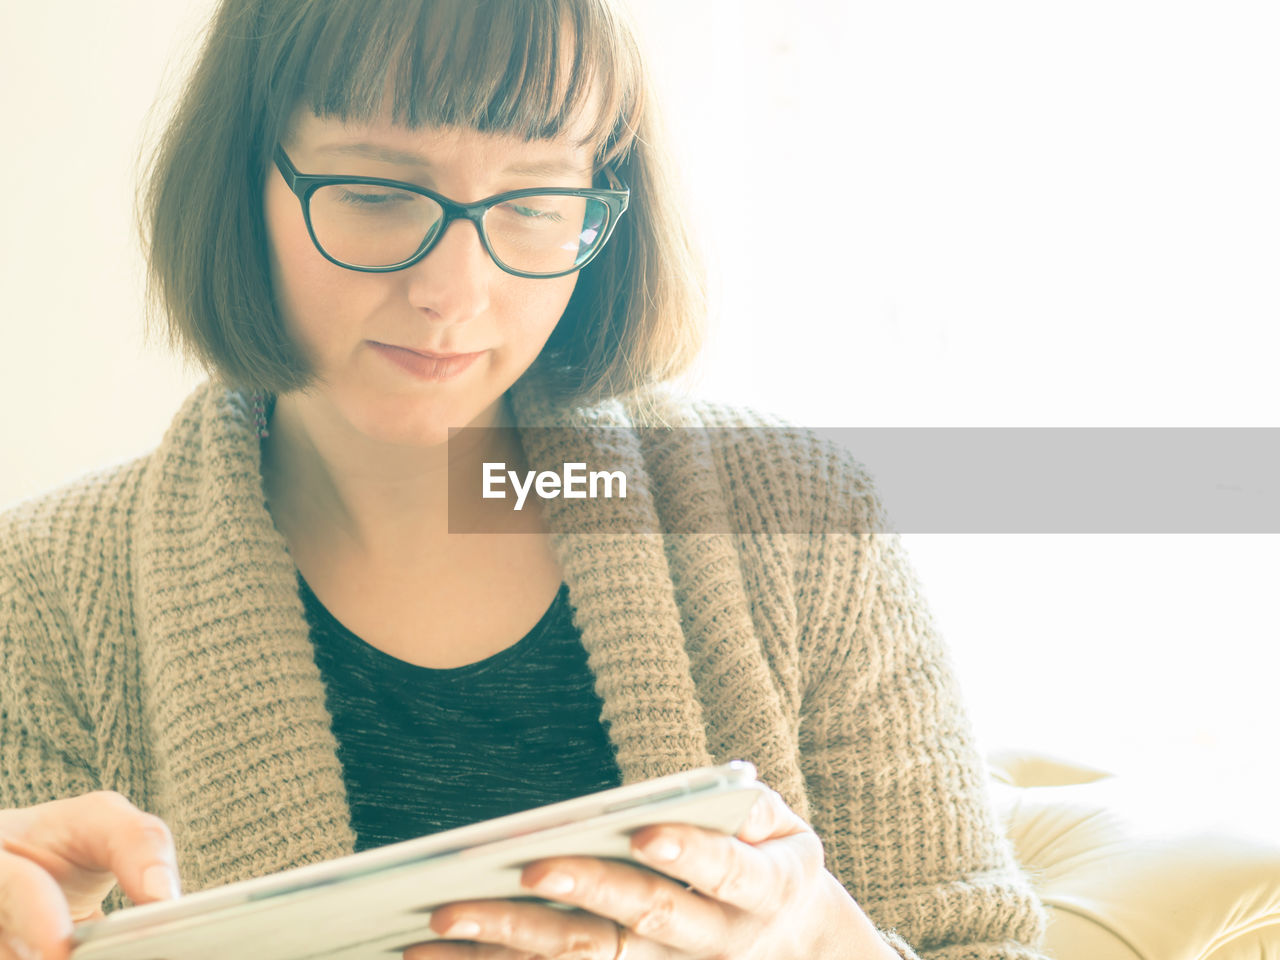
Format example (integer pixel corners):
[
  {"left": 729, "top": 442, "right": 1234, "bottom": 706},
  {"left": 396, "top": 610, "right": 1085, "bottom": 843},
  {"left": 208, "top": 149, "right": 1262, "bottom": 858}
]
[{"left": 0, "top": 379, "right": 1049, "bottom": 960}]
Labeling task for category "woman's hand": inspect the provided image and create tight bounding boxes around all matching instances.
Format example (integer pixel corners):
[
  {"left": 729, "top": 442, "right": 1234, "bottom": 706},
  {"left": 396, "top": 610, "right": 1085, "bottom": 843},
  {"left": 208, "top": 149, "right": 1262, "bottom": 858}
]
[
  {"left": 404, "top": 785, "right": 900, "bottom": 960},
  {"left": 0, "top": 792, "right": 182, "bottom": 960}
]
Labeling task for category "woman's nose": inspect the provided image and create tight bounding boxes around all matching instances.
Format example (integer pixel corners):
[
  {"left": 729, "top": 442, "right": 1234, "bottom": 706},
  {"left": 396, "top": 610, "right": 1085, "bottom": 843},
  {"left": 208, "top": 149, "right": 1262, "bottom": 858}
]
[{"left": 403, "top": 217, "right": 494, "bottom": 324}]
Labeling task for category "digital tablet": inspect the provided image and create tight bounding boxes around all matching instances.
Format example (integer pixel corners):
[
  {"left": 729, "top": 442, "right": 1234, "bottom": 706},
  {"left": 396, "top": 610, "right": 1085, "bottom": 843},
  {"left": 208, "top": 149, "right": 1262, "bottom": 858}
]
[{"left": 70, "top": 761, "right": 763, "bottom": 960}]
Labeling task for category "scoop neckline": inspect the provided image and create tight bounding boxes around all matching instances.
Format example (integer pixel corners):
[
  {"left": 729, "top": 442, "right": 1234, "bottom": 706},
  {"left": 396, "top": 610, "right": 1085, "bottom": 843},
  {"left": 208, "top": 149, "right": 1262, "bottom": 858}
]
[{"left": 296, "top": 573, "right": 570, "bottom": 678}]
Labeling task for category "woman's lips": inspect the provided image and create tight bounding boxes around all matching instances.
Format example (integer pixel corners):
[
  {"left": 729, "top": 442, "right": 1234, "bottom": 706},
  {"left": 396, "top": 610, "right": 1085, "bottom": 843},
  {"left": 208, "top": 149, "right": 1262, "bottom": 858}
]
[{"left": 367, "top": 341, "right": 484, "bottom": 381}]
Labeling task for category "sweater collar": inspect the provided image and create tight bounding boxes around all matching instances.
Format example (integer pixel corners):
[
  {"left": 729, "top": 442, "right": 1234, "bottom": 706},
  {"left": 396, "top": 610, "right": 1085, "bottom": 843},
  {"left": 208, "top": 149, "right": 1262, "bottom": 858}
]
[{"left": 131, "top": 380, "right": 716, "bottom": 891}]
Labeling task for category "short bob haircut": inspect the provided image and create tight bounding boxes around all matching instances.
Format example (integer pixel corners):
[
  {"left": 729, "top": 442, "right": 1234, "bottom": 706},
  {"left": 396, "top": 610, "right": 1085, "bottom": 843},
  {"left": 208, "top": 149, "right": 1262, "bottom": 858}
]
[{"left": 141, "top": 0, "right": 705, "bottom": 408}]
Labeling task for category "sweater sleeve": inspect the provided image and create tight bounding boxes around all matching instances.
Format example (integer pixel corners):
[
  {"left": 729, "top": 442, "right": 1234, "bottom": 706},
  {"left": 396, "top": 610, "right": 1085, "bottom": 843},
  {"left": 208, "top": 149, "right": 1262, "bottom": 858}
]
[
  {"left": 794, "top": 480, "right": 1050, "bottom": 958},
  {"left": 0, "top": 513, "right": 132, "bottom": 916},
  {"left": 0, "top": 556, "right": 101, "bottom": 809}
]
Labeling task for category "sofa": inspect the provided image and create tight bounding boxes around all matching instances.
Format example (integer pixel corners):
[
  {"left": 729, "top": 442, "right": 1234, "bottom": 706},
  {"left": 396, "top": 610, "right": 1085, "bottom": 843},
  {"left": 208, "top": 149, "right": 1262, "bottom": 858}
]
[{"left": 988, "top": 749, "right": 1280, "bottom": 959}]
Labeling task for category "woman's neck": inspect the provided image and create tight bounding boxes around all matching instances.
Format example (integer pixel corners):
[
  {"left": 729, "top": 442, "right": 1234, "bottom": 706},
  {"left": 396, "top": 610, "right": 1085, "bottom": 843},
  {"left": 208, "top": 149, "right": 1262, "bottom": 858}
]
[{"left": 260, "top": 392, "right": 527, "bottom": 569}]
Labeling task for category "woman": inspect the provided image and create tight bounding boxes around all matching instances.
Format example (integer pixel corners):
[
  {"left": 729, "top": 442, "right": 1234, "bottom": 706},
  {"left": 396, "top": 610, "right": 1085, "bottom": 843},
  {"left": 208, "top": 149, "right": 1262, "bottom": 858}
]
[{"left": 0, "top": 1, "right": 1049, "bottom": 959}]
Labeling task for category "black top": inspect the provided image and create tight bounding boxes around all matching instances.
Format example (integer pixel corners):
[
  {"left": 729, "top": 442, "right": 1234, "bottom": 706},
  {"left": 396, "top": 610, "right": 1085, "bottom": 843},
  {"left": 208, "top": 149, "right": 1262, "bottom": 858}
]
[{"left": 298, "top": 574, "right": 624, "bottom": 852}]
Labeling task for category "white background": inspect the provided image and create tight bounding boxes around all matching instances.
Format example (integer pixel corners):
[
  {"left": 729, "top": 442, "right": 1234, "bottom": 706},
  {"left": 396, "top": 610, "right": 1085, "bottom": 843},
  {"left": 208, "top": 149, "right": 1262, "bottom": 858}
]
[{"left": 2, "top": 2, "right": 1276, "bottom": 834}]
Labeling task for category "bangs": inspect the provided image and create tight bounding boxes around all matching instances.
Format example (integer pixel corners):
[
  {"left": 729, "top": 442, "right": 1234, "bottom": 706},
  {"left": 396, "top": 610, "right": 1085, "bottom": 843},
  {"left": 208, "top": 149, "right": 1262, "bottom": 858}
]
[{"left": 269, "top": 0, "right": 642, "bottom": 165}]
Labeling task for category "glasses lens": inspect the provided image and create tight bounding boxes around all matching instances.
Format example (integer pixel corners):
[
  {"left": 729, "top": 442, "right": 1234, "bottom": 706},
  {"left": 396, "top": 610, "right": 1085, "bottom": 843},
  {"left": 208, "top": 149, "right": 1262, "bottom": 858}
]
[
  {"left": 308, "top": 183, "right": 443, "bottom": 267},
  {"left": 484, "top": 195, "right": 610, "bottom": 276}
]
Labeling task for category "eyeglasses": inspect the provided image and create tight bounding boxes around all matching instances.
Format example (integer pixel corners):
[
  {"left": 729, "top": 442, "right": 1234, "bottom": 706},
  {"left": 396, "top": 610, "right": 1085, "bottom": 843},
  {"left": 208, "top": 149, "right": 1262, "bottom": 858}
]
[{"left": 273, "top": 146, "right": 629, "bottom": 279}]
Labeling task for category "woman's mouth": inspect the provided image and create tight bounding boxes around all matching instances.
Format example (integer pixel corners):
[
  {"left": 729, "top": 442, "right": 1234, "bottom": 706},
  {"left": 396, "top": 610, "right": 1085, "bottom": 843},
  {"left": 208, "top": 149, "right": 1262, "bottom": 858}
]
[{"left": 367, "top": 341, "right": 485, "bottom": 381}]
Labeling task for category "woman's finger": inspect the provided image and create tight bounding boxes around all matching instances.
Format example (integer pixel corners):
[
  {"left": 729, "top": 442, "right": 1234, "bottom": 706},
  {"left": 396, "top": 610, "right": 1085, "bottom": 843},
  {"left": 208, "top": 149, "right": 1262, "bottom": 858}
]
[
  {"left": 0, "top": 789, "right": 183, "bottom": 960},
  {"left": 404, "top": 938, "right": 536, "bottom": 959},
  {"left": 407, "top": 901, "right": 620, "bottom": 960},
  {"left": 515, "top": 855, "right": 731, "bottom": 956},
  {"left": 0, "top": 843, "right": 75, "bottom": 960},
  {"left": 733, "top": 786, "right": 813, "bottom": 844},
  {"left": 635, "top": 826, "right": 822, "bottom": 917},
  {"left": 9, "top": 791, "right": 182, "bottom": 909}
]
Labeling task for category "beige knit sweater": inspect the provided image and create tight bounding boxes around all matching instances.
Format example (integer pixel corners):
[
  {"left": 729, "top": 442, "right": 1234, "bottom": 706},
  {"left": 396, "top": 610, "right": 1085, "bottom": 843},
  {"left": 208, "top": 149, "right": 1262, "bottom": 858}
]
[{"left": 0, "top": 379, "right": 1048, "bottom": 959}]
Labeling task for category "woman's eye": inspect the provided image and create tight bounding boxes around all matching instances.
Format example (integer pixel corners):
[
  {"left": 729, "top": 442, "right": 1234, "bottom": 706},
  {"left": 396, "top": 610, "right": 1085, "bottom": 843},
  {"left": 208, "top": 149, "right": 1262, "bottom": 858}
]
[
  {"left": 506, "top": 203, "right": 565, "bottom": 222},
  {"left": 336, "top": 188, "right": 409, "bottom": 207}
]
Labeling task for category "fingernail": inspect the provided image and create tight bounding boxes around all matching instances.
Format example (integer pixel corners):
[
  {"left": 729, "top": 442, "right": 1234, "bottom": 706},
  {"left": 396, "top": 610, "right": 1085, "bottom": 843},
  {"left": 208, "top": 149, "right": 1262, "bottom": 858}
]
[
  {"left": 143, "top": 864, "right": 180, "bottom": 901},
  {"left": 1, "top": 933, "right": 40, "bottom": 960},
  {"left": 444, "top": 919, "right": 481, "bottom": 938},
  {"left": 534, "top": 871, "right": 576, "bottom": 895},
  {"left": 640, "top": 837, "right": 682, "bottom": 862}
]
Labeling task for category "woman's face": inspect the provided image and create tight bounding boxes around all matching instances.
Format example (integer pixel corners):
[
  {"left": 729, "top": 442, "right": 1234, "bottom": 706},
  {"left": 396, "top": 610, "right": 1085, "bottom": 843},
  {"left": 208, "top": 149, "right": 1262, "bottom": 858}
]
[{"left": 263, "top": 109, "right": 595, "bottom": 447}]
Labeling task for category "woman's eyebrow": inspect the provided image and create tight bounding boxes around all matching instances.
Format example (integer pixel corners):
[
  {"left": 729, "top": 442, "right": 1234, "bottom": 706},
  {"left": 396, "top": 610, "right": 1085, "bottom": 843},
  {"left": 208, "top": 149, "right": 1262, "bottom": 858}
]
[{"left": 313, "top": 142, "right": 588, "bottom": 178}]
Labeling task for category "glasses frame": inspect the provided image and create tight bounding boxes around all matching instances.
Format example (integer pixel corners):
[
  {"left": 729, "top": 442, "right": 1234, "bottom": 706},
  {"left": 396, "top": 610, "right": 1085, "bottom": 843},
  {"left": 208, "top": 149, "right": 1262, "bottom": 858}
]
[{"left": 273, "top": 146, "right": 629, "bottom": 279}]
